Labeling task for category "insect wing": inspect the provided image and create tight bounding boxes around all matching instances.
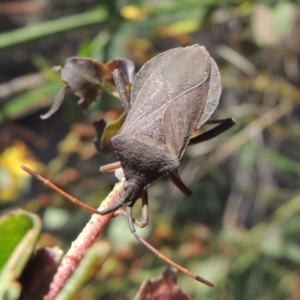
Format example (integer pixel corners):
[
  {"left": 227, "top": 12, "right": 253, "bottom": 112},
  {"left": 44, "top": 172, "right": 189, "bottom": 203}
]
[
  {"left": 119, "top": 61, "right": 172, "bottom": 144},
  {"left": 197, "top": 57, "right": 222, "bottom": 127},
  {"left": 159, "top": 46, "right": 211, "bottom": 157},
  {"left": 162, "top": 82, "right": 208, "bottom": 157},
  {"left": 121, "top": 45, "right": 211, "bottom": 157}
]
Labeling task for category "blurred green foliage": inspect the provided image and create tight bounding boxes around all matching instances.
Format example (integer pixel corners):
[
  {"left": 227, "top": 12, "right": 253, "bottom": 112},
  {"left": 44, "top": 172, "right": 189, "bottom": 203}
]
[{"left": 0, "top": 0, "right": 300, "bottom": 299}]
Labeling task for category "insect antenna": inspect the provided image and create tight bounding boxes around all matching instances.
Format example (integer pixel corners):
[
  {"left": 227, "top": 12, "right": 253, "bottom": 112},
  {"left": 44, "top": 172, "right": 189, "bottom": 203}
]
[
  {"left": 127, "top": 217, "right": 214, "bottom": 286},
  {"left": 21, "top": 165, "right": 214, "bottom": 287},
  {"left": 21, "top": 165, "right": 100, "bottom": 215}
]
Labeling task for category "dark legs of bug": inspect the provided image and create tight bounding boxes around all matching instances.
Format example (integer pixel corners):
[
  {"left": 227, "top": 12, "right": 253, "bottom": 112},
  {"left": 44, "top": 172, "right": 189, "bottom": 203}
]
[
  {"left": 98, "top": 185, "right": 149, "bottom": 234},
  {"left": 166, "top": 118, "right": 235, "bottom": 195},
  {"left": 188, "top": 118, "right": 235, "bottom": 145},
  {"left": 113, "top": 69, "right": 131, "bottom": 111},
  {"left": 168, "top": 169, "right": 192, "bottom": 196},
  {"left": 113, "top": 189, "right": 149, "bottom": 231},
  {"left": 98, "top": 197, "right": 126, "bottom": 215},
  {"left": 124, "top": 190, "right": 149, "bottom": 230}
]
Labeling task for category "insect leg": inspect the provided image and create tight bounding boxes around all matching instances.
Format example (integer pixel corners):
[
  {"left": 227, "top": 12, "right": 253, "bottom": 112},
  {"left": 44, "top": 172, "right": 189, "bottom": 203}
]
[
  {"left": 115, "top": 209, "right": 147, "bottom": 228},
  {"left": 113, "top": 69, "right": 131, "bottom": 111},
  {"left": 205, "top": 118, "right": 234, "bottom": 125},
  {"left": 100, "top": 161, "right": 122, "bottom": 173},
  {"left": 115, "top": 190, "right": 149, "bottom": 228},
  {"left": 188, "top": 118, "right": 235, "bottom": 145},
  {"left": 168, "top": 169, "right": 192, "bottom": 196},
  {"left": 100, "top": 182, "right": 143, "bottom": 215},
  {"left": 140, "top": 190, "right": 149, "bottom": 228},
  {"left": 98, "top": 197, "right": 126, "bottom": 215}
]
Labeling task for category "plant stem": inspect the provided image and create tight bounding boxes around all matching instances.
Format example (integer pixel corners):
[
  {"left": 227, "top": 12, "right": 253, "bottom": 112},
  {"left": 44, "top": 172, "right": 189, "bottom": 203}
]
[{"left": 44, "top": 182, "right": 124, "bottom": 300}]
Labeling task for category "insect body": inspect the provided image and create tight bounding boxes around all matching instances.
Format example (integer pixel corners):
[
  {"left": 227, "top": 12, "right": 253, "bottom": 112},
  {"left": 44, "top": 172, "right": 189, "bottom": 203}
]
[
  {"left": 100, "top": 44, "right": 235, "bottom": 225},
  {"left": 22, "top": 44, "right": 235, "bottom": 286}
]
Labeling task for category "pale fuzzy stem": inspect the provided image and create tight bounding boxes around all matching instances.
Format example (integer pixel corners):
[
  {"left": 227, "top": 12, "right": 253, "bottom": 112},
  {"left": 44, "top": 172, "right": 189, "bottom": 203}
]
[{"left": 44, "top": 182, "right": 125, "bottom": 300}]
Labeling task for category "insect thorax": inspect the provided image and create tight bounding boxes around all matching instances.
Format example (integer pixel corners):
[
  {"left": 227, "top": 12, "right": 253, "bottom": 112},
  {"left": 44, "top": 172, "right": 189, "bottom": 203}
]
[{"left": 112, "top": 133, "right": 180, "bottom": 188}]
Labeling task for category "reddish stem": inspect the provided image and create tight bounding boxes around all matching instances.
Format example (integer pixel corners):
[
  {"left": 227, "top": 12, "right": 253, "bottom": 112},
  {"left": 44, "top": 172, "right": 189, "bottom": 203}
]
[{"left": 43, "top": 183, "right": 124, "bottom": 300}]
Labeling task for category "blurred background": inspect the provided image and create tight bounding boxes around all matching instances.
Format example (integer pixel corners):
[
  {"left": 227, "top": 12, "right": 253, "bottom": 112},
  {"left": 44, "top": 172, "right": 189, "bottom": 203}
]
[{"left": 0, "top": 0, "right": 300, "bottom": 299}]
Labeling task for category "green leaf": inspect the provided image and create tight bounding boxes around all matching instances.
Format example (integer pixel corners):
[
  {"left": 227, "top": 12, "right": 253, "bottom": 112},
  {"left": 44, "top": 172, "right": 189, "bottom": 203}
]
[
  {"left": 0, "top": 8, "right": 108, "bottom": 51},
  {"left": 0, "top": 209, "right": 42, "bottom": 300}
]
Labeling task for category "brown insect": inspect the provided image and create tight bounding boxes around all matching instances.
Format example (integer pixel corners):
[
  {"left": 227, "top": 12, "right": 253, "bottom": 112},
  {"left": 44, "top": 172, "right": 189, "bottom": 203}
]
[
  {"left": 99, "top": 44, "right": 234, "bottom": 233},
  {"left": 23, "top": 44, "right": 234, "bottom": 286}
]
